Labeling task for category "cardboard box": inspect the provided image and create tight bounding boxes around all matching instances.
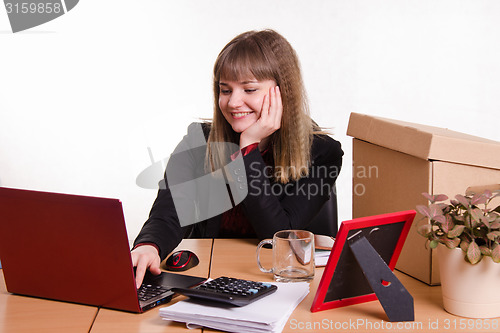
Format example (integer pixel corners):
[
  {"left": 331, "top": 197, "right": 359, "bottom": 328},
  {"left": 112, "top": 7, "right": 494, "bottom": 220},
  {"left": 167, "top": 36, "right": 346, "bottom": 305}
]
[{"left": 347, "top": 112, "right": 500, "bottom": 285}]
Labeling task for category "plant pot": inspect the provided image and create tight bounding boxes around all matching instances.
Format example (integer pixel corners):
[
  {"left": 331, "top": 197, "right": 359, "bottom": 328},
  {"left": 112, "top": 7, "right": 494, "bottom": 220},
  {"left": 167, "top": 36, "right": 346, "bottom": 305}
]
[{"left": 437, "top": 245, "right": 500, "bottom": 318}]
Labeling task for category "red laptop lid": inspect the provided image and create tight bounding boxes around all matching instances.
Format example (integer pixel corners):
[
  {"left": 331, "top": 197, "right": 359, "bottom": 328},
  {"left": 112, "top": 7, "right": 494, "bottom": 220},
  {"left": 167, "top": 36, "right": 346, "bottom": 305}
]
[{"left": 0, "top": 187, "right": 142, "bottom": 312}]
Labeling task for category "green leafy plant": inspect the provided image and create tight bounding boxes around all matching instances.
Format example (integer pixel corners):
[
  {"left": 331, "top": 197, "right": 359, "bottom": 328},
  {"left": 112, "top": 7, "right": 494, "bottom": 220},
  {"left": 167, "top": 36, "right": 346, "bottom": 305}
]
[{"left": 417, "top": 190, "right": 500, "bottom": 264}]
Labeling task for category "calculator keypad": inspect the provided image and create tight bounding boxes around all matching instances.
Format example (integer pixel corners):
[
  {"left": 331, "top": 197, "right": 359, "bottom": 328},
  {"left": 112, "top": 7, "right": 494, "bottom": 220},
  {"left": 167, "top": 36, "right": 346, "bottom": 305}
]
[
  {"left": 173, "top": 276, "right": 277, "bottom": 306},
  {"left": 197, "top": 277, "right": 273, "bottom": 296}
]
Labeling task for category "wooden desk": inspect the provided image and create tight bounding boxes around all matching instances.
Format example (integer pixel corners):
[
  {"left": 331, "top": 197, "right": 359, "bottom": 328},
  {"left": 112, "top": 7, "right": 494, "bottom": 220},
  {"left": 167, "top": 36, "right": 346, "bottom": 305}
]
[
  {"left": 210, "top": 239, "right": 500, "bottom": 333},
  {"left": 3, "top": 238, "right": 499, "bottom": 333},
  {"left": 0, "top": 270, "right": 97, "bottom": 333},
  {"left": 90, "top": 239, "right": 213, "bottom": 333}
]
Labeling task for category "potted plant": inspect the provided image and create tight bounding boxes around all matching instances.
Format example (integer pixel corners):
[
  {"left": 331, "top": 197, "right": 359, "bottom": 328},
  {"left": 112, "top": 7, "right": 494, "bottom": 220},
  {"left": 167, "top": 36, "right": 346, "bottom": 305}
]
[{"left": 417, "top": 188, "right": 500, "bottom": 318}]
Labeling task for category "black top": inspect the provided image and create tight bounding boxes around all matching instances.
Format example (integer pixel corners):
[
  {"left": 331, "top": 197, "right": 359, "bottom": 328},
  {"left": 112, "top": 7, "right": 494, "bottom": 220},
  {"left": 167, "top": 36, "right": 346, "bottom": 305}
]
[{"left": 134, "top": 122, "right": 344, "bottom": 260}]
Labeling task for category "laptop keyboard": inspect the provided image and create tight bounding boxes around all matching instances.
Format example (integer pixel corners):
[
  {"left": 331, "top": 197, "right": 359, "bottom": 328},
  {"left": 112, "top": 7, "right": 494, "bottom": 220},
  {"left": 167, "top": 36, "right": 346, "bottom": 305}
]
[{"left": 137, "top": 284, "right": 169, "bottom": 302}]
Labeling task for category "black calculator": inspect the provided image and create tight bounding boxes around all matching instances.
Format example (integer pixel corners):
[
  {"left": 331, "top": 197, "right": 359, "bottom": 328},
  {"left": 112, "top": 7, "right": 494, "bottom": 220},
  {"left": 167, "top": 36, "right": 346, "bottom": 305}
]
[{"left": 172, "top": 276, "right": 278, "bottom": 306}]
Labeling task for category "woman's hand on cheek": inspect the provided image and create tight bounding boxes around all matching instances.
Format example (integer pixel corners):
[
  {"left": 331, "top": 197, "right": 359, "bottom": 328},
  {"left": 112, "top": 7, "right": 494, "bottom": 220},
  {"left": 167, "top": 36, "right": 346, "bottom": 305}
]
[{"left": 239, "top": 86, "right": 283, "bottom": 149}]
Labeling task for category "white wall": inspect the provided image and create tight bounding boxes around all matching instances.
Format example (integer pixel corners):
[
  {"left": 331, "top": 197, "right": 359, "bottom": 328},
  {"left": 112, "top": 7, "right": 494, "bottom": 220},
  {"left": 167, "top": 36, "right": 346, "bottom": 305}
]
[{"left": 1, "top": 0, "right": 499, "bottom": 239}]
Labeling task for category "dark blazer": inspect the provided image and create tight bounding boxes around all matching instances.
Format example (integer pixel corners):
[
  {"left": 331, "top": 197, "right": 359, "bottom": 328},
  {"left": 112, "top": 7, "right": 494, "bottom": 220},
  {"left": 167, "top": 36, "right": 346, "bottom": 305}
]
[{"left": 134, "top": 123, "right": 343, "bottom": 260}]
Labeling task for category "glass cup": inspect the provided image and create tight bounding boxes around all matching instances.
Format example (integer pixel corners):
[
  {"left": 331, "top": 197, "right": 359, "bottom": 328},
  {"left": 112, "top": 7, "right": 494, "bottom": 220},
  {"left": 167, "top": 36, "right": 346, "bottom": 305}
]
[{"left": 256, "top": 230, "right": 315, "bottom": 282}]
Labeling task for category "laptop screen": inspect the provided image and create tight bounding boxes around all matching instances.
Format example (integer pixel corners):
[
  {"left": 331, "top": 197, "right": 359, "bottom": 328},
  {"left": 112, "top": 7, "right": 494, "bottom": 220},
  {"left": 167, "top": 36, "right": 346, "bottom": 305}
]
[{"left": 0, "top": 187, "right": 144, "bottom": 312}]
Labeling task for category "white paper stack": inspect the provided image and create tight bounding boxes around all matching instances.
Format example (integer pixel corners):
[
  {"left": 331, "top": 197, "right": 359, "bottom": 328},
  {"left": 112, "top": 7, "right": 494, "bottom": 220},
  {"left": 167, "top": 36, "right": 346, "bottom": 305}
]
[
  {"left": 160, "top": 282, "right": 309, "bottom": 333},
  {"left": 314, "top": 249, "right": 331, "bottom": 267},
  {"left": 314, "top": 234, "right": 334, "bottom": 267}
]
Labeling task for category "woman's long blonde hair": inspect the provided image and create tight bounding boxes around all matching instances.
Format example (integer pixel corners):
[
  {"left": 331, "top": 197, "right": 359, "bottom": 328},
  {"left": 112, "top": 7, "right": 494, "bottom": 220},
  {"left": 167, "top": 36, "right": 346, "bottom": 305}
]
[{"left": 207, "top": 29, "right": 319, "bottom": 184}]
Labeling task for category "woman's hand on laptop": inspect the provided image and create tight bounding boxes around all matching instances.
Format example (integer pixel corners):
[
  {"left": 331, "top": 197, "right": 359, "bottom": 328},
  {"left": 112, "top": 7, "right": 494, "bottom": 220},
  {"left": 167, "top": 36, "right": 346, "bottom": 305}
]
[{"left": 131, "top": 245, "right": 162, "bottom": 288}]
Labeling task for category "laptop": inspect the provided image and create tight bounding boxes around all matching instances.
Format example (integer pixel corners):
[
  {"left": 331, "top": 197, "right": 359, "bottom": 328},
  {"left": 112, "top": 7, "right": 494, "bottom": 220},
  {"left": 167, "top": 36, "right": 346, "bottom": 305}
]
[{"left": 0, "top": 187, "right": 206, "bottom": 313}]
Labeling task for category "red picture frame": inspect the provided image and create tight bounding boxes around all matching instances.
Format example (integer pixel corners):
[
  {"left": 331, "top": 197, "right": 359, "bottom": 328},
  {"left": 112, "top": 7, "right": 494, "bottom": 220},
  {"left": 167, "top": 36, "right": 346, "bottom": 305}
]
[{"left": 311, "top": 210, "right": 416, "bottom": 313}]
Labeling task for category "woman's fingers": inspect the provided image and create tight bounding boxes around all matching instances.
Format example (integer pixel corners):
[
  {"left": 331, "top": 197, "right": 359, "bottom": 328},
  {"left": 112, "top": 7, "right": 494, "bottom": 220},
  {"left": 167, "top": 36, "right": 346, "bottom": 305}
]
[
  {"left": 240, "top": 85, "right": 283, "bottom": 148},
  {"left": 272, "top": 86, "right": 282, "bottom": 129},
  {"left": 266, "top": 86, "right": 282, "bottom": 130},
  {"left": 131, "top": 245, "right": 161, "bottom": 288},
  {"left": 260, "top": 92, "right": 270, "bottom": 121}
]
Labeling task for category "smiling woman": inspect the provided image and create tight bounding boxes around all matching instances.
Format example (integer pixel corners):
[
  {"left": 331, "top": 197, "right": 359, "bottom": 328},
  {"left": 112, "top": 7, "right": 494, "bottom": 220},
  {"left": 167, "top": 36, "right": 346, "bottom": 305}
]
[
  {"left": 218, "top": 79, "right": 278, "bottom": 140},
  {"left": 208, "top": 30, "right": 313, "bottom": 184},
  {"left": 131, "top": 29, "right": 344, "bottom": 288}
]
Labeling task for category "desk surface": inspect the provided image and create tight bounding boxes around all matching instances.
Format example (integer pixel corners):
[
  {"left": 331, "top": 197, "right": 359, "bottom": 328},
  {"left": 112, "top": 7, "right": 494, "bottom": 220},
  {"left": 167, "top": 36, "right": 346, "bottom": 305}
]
[
  {"left": 209, "top": 239, "right": 456, "bottom": 333},
  {"left": 93, "top": 238, "right": 500, "bottom": 333},
  {"left": 0, "top": 270, "right": 97, "bottom": 333},
  {"left": 90, "top": 239, "right": 213, "bottom": 333},
  {"left": 2, "top": 238, "right": 500, "bottom": 333}
]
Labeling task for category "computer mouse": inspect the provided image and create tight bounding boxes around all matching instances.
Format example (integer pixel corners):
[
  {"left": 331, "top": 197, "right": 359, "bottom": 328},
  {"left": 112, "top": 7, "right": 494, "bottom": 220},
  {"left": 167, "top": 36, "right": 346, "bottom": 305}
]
[{"left": 165, "top": 250, "right": 199, "bottom": 272}]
